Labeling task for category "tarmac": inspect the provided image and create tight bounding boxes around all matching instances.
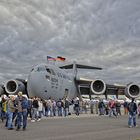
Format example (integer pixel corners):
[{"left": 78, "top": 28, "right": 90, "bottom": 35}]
[{"left": 0, "top": 114, "right": 140, "bottom": 140}]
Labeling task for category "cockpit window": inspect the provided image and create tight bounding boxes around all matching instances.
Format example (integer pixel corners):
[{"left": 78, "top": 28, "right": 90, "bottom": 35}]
[
  {"left": 37, "top": 67, "right": 46, "bottom": 72},
  {"left": 46, "top": 68, "right": 56, "bottom": 75},
  {"left": 30, "top": 68, "right": 34, "bottom": 72},
  {"left": 51, "top": 69, "right": 56, "bottom": 75},
  {"left": 46, "top": 68, "right": 51, "bottom": 74}
]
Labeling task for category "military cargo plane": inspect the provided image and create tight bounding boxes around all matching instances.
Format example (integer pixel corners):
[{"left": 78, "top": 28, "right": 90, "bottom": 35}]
[{"left": 1, "top": 61, "right": 140, "bottom": 101}]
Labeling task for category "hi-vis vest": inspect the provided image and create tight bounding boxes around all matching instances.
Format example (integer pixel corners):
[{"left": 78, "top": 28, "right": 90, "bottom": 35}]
[{"left": 2, "top": 101, "right": 7, "bottom": 112}]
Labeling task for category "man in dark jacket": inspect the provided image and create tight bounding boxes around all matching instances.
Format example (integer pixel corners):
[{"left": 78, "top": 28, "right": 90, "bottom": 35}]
[
  {"left": 128, "top": 98, "right": 137, "bottom": 128},
  {"left": 98, "top": 99, "right": 105, "bottom": 115},
  {"left": 31, "top": 96, "right": 39, "bottom": 122}
]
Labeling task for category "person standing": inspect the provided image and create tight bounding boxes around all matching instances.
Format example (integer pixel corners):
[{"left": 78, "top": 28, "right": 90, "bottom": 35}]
[
  {"left": 6, "top": 96, "right": 16, "bottom": 130},
  {"left": 31, "top": 97, "right": 39, "bottom": 122},
  {"left": 1, "top": 96, "right": 7, "bottom": 122},
  {"left": 137, "top": 103, "right": 140, "bottom": 118},
  {"left": 74, "top": 97, "right": 80, "bottom": 116},
  {"left": 16, "top": 92, "right": 28, "bottom": 131},
  {"left": 95, "top": 101, "right": 99, "bottom": 114},
  {"left": 38, "top": 99, "right": 43, "bottom": 119},
  {"left": 63, "top": 98, "right": 69, "bottom": 117},
  {"left": 52, "top": 100, "right": 56, "bottom": 116},
  {"left": 47, "top": 97, "right": 52, "bottom": 117},
  {"left": 116, "top": 100, "right": 121, "bottom": 116},
  {"left": 123, "top": 99, "right": 128, "bottom": 115},
  {"left": 108, "top": 99, "right": 117, "bottom": 117},
  {"left": 57, "top": 99, "right": 63, "bottom": 116},
  {"left": 90, "top": 99, "right": 94, "bottom": 114},
  {"left": 98, "top": 99, "right": 105, "bottom": 115},
  {"left": 128, "top": 98, "right": 137, "bottom": 128},
  {"left": 27, "top": 98, "right": 32, "bottom": 119}
]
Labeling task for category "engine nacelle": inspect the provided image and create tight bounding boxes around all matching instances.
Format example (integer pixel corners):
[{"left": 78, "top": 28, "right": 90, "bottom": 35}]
[
  {"left": 90, "top": 79, "right": 106, "bottom": 95},
  {"left": 5, "top": 79, "right": 26, "bottom": 95},
  {"left": 125, "top": 83, "right": 140, "bottom": 99}
]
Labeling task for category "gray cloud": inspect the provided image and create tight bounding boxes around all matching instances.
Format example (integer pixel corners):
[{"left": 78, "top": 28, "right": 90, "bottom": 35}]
[{"left": 0, "top": 0, "right": 140, "bottom": 84}]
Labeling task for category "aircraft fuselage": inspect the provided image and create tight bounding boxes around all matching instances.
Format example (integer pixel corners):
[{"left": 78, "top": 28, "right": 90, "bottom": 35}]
[{"left": 27, "top": 64, "right": 77, "bottom": 101}]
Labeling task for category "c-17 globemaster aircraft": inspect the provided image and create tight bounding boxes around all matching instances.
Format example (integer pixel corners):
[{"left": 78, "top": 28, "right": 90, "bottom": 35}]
[{"left": 1, "top": 61, "right": 140, "bottom": 101}]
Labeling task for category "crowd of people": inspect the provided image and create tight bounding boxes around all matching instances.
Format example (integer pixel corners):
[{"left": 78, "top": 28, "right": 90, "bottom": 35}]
[
  {"left": 0, "top": 92, "right": 140, "bottom": 131},
  {"left": 94, "top": 98, "right": 140, "bottom": 128},
  {"left": 0, "top": 92, "right": 83, "bottom": 131}
]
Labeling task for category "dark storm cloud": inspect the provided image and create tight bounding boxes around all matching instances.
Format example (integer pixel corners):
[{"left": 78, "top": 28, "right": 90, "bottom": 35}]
[{"left": 0, "top": 0, "right": 140, "bottom": 84}]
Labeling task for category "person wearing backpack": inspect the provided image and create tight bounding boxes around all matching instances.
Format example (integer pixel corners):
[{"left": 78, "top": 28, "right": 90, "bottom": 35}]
[
  {"left": 128, "top": 98, "right": 137, "bottom": 128},
  {"left": 16, "top": 92, "right": 28, "bottom": 131},
  {"left": 63, "top": 98, "right": 69, "bottom": 117},
  {"left": 57, "top": 99, "right": 62, "bottom": 116},
  {"left": 21, "top": 95, "right": 28, "bottom": 130}
]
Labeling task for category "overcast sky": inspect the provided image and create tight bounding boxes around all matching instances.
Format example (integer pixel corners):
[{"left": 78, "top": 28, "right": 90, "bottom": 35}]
[{"left": 0, "top": 0, "right": 140, "bottom": 85}]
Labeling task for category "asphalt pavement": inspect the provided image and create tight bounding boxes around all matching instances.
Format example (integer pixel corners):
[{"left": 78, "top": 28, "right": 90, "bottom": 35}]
[{"left": 0, "top": 114, "right": 140, "bottom": 140}]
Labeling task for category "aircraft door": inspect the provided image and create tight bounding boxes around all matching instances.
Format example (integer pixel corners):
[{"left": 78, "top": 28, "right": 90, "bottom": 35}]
[{"left": 62, "top": 89, "right": 68, "bottom": 100}]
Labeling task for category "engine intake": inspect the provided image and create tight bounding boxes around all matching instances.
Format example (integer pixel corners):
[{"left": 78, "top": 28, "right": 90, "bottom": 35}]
[
  {"left": 5, "top": 80, "right": 26, "bottom": 95},
  {"left": 90, "top": 79, "right": 106, "bottom": 95},
  {"left": 125, "top": 83, "right": 140, "bottom": 98}
]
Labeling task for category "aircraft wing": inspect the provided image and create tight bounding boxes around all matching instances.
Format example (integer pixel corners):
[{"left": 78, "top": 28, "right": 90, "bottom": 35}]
[
  {"left": 76, "top": 77, "right": 140, "bottom": 99},
  {"left": 60, "top": 63, "right": 102, "bottom": 70},
  {"left": 59, "top": 61, "right": 102, "bottom": 70}
]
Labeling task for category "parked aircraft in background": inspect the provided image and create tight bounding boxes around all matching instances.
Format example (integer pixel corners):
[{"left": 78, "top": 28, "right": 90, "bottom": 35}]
[{"left": 1, "top": 61, "right": 140, "bottom": 101}]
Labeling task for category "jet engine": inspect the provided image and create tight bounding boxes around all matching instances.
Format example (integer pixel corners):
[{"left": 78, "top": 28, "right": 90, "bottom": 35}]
[
  {"left": 90, "top": 79, "right": 106, "bottom": 95},
  {"left": 5, "top": 79, "right": 26, "bottom": 95},
  {"left": 125, "top": 83, "right": 140, "bottom": 98}
]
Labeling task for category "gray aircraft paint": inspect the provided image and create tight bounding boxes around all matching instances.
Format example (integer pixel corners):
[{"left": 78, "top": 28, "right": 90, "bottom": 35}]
[{"left": 27, "top": 63, "right": 77, "bottom": 101}]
